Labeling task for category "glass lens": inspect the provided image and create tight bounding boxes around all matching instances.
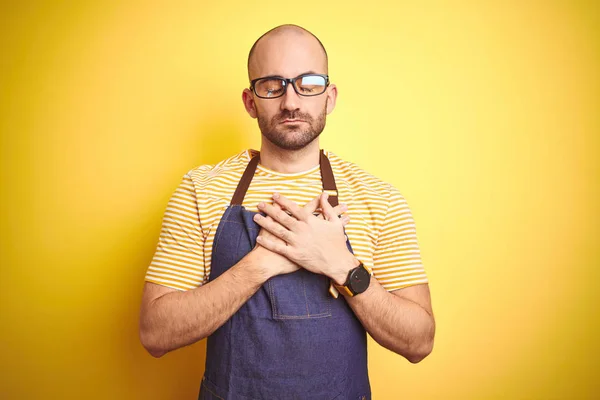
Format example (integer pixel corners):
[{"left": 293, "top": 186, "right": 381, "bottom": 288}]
[
  {"left": 295, "top": 75, "right": 327, "bottom": 96},
  {"left": 254, "top": 78, "right": 285, "bottom": 98}
]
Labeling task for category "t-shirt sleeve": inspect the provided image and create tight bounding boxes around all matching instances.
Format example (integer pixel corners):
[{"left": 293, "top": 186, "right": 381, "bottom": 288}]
[
  {"left": 144, "top": 173, "right": 206, "bottom": 291},
  {"left": 372, "top": 185, "right": 428, "bottom": 291}
]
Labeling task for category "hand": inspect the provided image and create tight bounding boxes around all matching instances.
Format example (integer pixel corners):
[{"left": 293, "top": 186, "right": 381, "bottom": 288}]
[
  {"left": 248, "top": 203, "right": 300, "bottom": 279},
  {"left": 313, "top": 203, "right": 352, "bottom": 228},
  {"left": 253, "top": 193, "right": 356, "bottom": 285}
]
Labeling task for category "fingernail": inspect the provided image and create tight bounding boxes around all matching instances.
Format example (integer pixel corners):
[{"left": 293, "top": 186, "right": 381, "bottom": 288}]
[
  {"left": 258, "top": 202, "right": 265, "bottom": 209},
  {"left": 273, "top": 193, "right": 280, "bottom": 199},
  {"left": 253, "top": 214, "right": 261, "bottom": 221}
]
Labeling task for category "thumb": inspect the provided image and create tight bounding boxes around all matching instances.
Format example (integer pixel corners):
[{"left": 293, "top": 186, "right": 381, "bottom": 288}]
[
  {"left": 320, "top": 193, "right": 337, "bottom": 221},
  {"left": 303, "top": 195, "right": 321, "bottom": 214}
]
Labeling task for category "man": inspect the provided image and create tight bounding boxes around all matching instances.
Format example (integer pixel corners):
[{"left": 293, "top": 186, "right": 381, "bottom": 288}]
[{"left": 139, "top": 24, "right": 435, "bottom": 399}]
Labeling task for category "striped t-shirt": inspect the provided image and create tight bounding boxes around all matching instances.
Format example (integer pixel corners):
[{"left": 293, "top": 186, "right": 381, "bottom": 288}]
[{"left": 145, "top": 149, "right": 428, "bottom": 292}]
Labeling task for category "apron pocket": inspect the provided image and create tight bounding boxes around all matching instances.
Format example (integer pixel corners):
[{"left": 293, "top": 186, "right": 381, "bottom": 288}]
[
  {"left": 198, "top": 376, "right": 225, "bottom": 400},
  {"left": 267, "top": 269, "right": 332, "bottom": 319},
  {"left": 198, "top": 375, "right": 257, "bottom": 400}
]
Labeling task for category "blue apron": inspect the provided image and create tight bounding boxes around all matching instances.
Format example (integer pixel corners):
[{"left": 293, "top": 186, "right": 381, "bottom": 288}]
[{"left": 198, "top": 150, "right": 371, "bottom": 400}]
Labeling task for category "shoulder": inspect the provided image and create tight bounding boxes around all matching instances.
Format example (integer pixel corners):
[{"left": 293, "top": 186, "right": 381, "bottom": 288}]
[
  {"left": 326, "top": 150, "right": 398, "bottom": 200},
  {"left": 184, "top": 149, "right": 252, "bottom": 189}
]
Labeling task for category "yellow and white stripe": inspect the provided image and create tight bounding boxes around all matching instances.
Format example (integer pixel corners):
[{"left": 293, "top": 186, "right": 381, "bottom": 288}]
[{"left": 145, "top": 149, "right": 428, "bottom": 291}]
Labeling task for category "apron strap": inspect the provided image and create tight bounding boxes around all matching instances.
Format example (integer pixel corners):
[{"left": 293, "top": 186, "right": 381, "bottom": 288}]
[
  {"left": 319, "top": 150, "right": 339, "bottom": 207},
  {"left": 230, "top": 149, "right": 339, "bottom": 207},
  {"left": 231, "top": 154, "right": 261, "bottom": 206}
]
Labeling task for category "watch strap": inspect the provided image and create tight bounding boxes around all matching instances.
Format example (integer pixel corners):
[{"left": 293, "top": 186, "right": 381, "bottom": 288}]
[
  {"left": 333, "top": 282, "right": 355, "bottom": 297},
  {"left": 328, "top": 282, "right": 340, "bottom": 298}
]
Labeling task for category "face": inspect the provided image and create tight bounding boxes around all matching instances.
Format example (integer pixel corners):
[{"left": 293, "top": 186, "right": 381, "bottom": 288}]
[
  {"left": 256, "top": 93, "right": 327, "bottom": 151},
  {"left": 242, "top": 31, "right": 337, "bottom": 151}
]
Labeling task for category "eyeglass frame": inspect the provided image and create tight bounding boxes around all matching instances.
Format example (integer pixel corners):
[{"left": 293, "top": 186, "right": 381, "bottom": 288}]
[{"left": 249, "top": 73, "right": 330, "bottom": 99}]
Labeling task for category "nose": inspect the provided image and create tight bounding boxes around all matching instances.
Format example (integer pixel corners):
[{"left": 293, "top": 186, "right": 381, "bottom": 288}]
[{"left": 280, "top": 83, "right": 301, "bottom": 111}]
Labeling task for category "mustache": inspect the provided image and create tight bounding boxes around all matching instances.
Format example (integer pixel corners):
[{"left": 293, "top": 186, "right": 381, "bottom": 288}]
[{"left": 272, "top": 110, "right": 312, "bottom": 123}]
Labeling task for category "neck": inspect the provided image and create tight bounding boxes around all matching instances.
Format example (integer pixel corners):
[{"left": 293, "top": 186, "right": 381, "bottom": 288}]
[{"left": 258, "top": 138, "right": 321, "bottom": 174}]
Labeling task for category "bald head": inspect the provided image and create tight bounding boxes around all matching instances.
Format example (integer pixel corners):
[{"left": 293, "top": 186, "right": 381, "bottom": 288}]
[{"left": 247, "top": 24, "right": 328, "bottom": 80}]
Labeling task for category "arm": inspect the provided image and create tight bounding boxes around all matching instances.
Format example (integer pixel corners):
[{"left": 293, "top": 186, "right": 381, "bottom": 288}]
[
  {"left": 139, "top": 172, "right": 299, "bottom": 358},
  {"left": 254, "top": 192, "right": 435, "bottom": 363},
  {"left": 331, "top": 186, "right": 435, "bottom": 362},
  {"left": 140, "top": 172, "right": 263, "bottom": 358},
  {"left": 341, "top": 267, "right": 435, "bottom": 363},
  {"left": 139, "top": 252, "right": 269, "bottom": 358},
  {"left": 140, "top": 203, "right": 321, "bottom": 358}
]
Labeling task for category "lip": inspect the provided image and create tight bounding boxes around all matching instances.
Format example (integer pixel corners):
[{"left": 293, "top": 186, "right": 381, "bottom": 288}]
[{"left": 281, "top": 119, "right": 305, "bottom": 124}]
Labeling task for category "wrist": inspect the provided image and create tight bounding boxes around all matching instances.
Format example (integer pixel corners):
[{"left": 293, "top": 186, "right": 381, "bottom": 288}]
[
  {"left": 331, "top": 255, "right": 361, "bottom": 286},
  {"left": 243, "top": 250, "right": 272, "bottom": 283}
]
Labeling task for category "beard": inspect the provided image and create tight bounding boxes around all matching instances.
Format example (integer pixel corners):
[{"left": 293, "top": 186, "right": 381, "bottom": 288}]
[{"left": 257, "top": 104, "right": 327, "bottom": 151}]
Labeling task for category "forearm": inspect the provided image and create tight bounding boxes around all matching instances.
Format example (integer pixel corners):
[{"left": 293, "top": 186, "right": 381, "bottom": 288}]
[
  {"left": 345, "top": 278, "right": 435, "bottom": 363},
  {"left": 140, "top": 255, "right": 267, "bottom": 357}
]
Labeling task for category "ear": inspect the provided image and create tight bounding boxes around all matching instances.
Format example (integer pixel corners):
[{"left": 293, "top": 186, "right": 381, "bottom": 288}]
[
  {"left": 325, "top": 84, "right": 337, "bottom": 115},
  {"left": 242, "top": 88, "right": 258, "bottom": 119}
]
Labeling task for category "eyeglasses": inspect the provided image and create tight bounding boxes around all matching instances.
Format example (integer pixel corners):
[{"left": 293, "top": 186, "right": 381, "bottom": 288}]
[{"left": 250, "top": 73, "right": 329, "bottom": 99}]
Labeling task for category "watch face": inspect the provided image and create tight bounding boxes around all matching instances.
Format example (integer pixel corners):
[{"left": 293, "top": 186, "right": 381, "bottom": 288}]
[{"left": 349, "top": 265, "right": 370, "bottom": 294}]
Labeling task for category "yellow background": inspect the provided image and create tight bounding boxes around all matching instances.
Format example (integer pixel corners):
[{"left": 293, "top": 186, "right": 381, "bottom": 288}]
[{"left": 1, "top": 1, "right": 599, "bottom": 399}]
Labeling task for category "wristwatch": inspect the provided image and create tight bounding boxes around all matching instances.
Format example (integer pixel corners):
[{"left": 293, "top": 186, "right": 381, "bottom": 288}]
[{"left": 334, "top": 261, "right": 371, "bottom": 297}]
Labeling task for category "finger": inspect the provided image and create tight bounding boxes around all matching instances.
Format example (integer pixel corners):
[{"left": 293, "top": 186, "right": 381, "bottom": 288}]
[
  {"left": 258, "top": 222, "right": 279, "bottom": 241},
  {"left": 272, "top": 202, "right": 284, "bottom": 213},
  {"left": 258, "top": 201, "right": 297, "bottom": 230},
  {"left": 331, "top": 203, "right": 348, "bottom": 217},
  {"left": 313, "top": 202, "right": 347, "bottom": 220},
  {"left": 340, "top": 215, "right": 351, "bottom": 226},
  {"left": 270, "top": 204, "right": 295, "bottom": 238},
  {"left": 319, "top": 193, "right": 338, "bottom": 221},
  {"left": 256, "top": 235, "right": 290, "bottom": 257},
  {"left": 272, "top": 202, "right": 297, "bottom": 220},
  {"left": 272, "top": 193, "right": 308, "bottom": 221},
  {"left": 258, "top": 228, "right": 285, "bottom": 245},
  {"left": 253, "top": 213, "right": 294, "bottom": 243},
  {"left": 303, "top": 195, "right": 321, "bottom": 215}
]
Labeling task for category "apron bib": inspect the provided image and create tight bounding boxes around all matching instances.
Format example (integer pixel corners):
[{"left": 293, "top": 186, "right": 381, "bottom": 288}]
[{"left": 199, "top": 150, "right": 371, "bottom": 400}]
